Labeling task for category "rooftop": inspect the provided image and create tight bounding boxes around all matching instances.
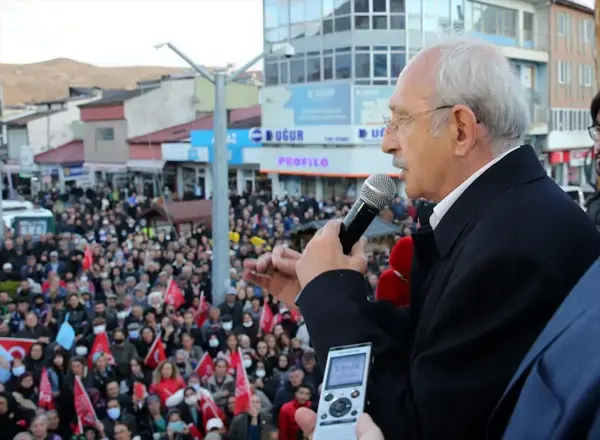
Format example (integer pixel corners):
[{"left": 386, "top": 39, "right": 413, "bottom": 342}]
[
  {"left": 6, "top": 109, "right": 64, "bottom": 127},
  {"left": 78, "top": 89, "right": 153, "bottom": 108},
  {"left": 34, "top": 140, "right": 84, "bottom": 164}
]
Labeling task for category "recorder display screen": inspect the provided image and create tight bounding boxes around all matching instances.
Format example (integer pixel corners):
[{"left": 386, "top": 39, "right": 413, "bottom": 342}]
[{"left": 325, "top": 353, "right": 367, "bottom": 389}]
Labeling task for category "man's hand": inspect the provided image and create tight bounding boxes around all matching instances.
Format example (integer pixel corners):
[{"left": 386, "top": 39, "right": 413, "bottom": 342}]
[
  {"left": 243, "top": 246, "right": 302, "bottom": 309},
  {"left": 296, "top": 408, "right": 383, "bottom": 440},
  {"left": 295, "top": 220, "right": 368, "bottom": 289}
]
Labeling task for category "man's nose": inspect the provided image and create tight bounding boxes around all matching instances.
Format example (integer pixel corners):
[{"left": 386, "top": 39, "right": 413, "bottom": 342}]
[{"left": 381, "top": 129, "right": 397, "bottom": 155}]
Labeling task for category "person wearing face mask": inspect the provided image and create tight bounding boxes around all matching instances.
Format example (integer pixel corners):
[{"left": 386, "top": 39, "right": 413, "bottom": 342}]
[
  {"left": 218, "top": 288, "right": 244, "bottom": 327},
  {"left": 205, "top": 333, "right": 223, "bottom": 359},
  {"left": 237, "top": 312, "right": 259, "bottom": 347},
  {"left": 111, "top": 329, "right": 140, "bottom": 379},
  {"left": 176, "top": 386, "right": 205, "bottom": 438},
  {"left": 101, "top": 398, "right": 137, "bottom": 439}
]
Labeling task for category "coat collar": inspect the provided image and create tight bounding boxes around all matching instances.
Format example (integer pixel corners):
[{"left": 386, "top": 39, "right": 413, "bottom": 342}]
[{"left": 433, "top": 145, "right": 546, "bottom": 259}]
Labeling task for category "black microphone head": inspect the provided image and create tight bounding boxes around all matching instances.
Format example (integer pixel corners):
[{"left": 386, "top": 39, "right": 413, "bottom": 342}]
[{"left": 362, "top": 174, "right": 396, "bottom": 210}]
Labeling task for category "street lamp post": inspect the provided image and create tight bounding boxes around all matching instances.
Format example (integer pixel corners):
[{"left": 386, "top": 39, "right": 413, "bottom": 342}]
[{"left": 155, "top": 42, "right": 295, "bottom": 306}]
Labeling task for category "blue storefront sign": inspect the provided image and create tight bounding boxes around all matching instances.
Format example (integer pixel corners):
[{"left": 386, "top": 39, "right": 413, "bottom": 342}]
[
  {"left": 190, "top": 129, "right": 261, "bottom": 165},
  {"left": 356, "top": 126, "right": 386, "bottom": 142}
]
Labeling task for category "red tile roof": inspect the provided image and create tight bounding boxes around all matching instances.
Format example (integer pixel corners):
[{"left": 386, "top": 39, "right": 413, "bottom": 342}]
[
  {"left": 34, "top": 140, "right": 84, "bottom": 164},
  {"left": 127, "top": 114, "right": 213, "bottom": 144},
  {"left": 230, "top": 105, "right": 260, "bottom": 123}
]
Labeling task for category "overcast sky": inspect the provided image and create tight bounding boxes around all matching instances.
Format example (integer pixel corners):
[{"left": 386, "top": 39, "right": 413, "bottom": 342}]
[{"left": 0, "top": 0, "right": 264, "bottom": 68}]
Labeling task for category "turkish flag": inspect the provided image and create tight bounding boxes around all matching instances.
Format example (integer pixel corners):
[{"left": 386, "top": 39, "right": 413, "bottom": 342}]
[
  {"left": 194, "top": 353, "right": 215, "bottom": 383},
  {"left": 74, "top": 375, "right": 98, "bottom": 428},
  {"left": 234, "top": 348, "right": 251, "bottom": 415},
  {"left": 144, "top": 336, "right": 167, "bottom": 369},
  {"left": 165, "top": 278, "right": 185, "bottom": 310},
  {"left": 82, "top": 246, "right": 93, "bottom": 271},
  {"left": 88, "top": 332, "right": 115, "bottom": 369},
  {"left": 38, "top": 368, "right": 55, "bottom": 410},
  {"left": 259, "top": 305, "right": 275, "bottom": 334},
  {"left": 0, "top": 337, "right": 36, "bottom": 360},
  {"left": 133, "top": 382, "right": 147, "bottom": 400},
  {"left": 227, "top": 349, "right": 242, "bottom": 376},
  {"left": 194, "top": 292, "right": 210, "bottom": 327},
  {"left": 290, "top": 308, "right": 302, "bottom": 324},
  {"left": 198, "top": 388, "right": 226, "bottom": 422}
]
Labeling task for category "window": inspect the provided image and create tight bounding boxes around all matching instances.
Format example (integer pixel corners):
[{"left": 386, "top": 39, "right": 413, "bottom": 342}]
[
  {"left": 265, "top": 61, "right": 279, "bottom": 86},
  {"left": 354, "top": 0, "right": 368, "bottom": 13},
  {"left": 391, "top": 51, "right": 406, "bottom": 78},
  {"left": 335, "top": 16, "right": 351, "bottom": 31},
  {"left": 557, "top": 12, "right": 566, "bottom": 36},
  {"left": 355, "top": 53, "right": 370, "bottom": 78},
  {"left": 96, "top": 127, "right": 114, "bottom": 141},
  {"left": 523, "top": 12, "right": 534, "bottom": 43},
  {"left": 373, "top": 0, "right": 386, "bottom": 12},
  {"left": 305, "top": 0, "right": 322, "bottom": 21},
  {"left": 390, "top": 14, "right": 405, "bottom": 29},
  {"left": 335, "top": 52, "right": 351, "bottom": 79},
  {"left": 280, "top": 59, "right": 289, "bottom": 83},
  {"left": 390, "top": 0, "right": 405, "bottom": 13},
  {"left": 290, "top": 57, "right": 306, "bottom": 83},
  {"left": 472, "top": 2, "right": 517, "bottom": 38},
  {"left": 373, "top": 53, "right": 388, "bottom": 77},
  {"left": 290, "top": 0, "right": 305, "bottom": 24},
  {"left": 323, "top": 53, "right": 334, "bottom": 79},
  {"left": 372, "top": 15, "right": 388, "bottom": 29},
  {"left": 582, "top": 64, "right": 593, "bottom": 87},
  {"left": 580, "top": 19, "right": 593, "bottom": 44},
  {"left": 355, "top": 14, "right": 369, "bottom": 29},
  {"left": 557, "top": 60, "right": 571, "bottom": 84},
  {"left": 307, "top": 56, "right": 321, "bottom": 82},
  {"left": 323, "top": 0, "right": 351, "bottom": 34}
]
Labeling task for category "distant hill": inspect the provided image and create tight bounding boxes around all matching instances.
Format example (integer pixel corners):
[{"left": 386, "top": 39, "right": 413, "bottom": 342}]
[{"left": 0, "top": 58, "right": 184, "bottom": 106}]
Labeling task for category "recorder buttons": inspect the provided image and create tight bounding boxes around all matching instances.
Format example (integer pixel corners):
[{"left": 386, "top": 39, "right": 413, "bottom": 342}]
[
  {"left": 324, "top": 393, "right": 334, "bottom": 402},
  {"left": 329, "top": 397, "right": 353, "bottom": 418},
  {"left": 351, "top": 390, "right": 360, "bottom": 398}
]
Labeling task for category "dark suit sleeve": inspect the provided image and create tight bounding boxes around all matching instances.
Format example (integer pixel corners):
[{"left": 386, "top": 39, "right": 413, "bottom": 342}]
[{"left": 298, "top": 254, "right": 564, "bottom": 440}]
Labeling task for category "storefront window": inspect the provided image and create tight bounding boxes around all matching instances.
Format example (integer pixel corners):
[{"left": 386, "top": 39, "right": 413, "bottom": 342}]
[
  {"left": 300, "top": 177, "right": 317, "bottom": 197},
  {"left": 323, "top": 177, "right": 354, "bottom": 201},
  {"left": 228, "top": 170, "right": 237, "bottom": 192}
]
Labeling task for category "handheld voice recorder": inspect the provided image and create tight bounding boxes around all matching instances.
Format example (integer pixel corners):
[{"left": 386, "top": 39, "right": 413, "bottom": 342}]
[{"left": 313, "top": 342, "right": 373, "bottom": 440}]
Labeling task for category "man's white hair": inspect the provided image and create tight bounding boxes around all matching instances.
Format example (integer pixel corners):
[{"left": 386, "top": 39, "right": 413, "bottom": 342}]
[{"left": 428, "top": 34, "right": 530, "bottom": 156}]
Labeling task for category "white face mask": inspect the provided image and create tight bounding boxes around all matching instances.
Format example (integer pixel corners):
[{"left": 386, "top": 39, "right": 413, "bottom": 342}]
[
  {"left": 209, "top": 339, "right": 219, "bottom": 348},
  {"left": 117, "top": 311, "right": 128, "bottom": 320},
  {"left": 255, "top": 369, "right": 266, "bottom": 378},
  {"left": 243, "top": 321, "right": 253, "bottom": 328},
  {"left": 75, "top": 346, "right": 88, "bottom": 356},
  {"left": 243, "top": 359, "right": 252, "bottom": 368},
  {"left": 184, "top": 396, "right": 197, "bottom": 406},
  {"left": 222, "top": 322, "right": 233, "bottom": 331},
  {"left": 93, "top": 325, "right": 106, "bottom": 335}
]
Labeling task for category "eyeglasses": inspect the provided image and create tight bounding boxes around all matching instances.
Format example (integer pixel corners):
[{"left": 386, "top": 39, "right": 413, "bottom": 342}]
[
  {"left": 587, "top": 125, "right": 600, "bottom": 141},
  {"left": 383, "top": 105, "right": 480, "bottom": 133}
]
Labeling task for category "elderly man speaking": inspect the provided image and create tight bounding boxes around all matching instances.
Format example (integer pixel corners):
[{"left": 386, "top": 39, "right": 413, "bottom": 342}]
[{"left": 245, "top": 37, "right": 600, "bottom": 440}]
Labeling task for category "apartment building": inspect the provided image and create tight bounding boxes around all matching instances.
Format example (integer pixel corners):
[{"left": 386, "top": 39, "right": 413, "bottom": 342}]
[{"left": 546, "top": 0, "right": 596, "bottom": 188}]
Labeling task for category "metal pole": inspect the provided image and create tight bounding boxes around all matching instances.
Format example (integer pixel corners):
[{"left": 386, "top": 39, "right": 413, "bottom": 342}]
[
  {"left": 0, "top": 164, "right": 4, "bottom": 242},
  {"left": 212, "top": 69, "right": 230, "bottom": 306}
]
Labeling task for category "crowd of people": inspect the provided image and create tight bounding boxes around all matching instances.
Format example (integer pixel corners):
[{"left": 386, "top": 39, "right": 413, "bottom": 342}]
[{"left": 0, "top": 184, "right": 412, "bottom": 440}]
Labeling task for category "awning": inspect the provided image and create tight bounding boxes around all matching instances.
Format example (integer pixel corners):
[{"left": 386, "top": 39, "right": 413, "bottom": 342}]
[
  {"left": 83, "top": 162, "right": 128, "bottom": 173},
  {"left": 2, "top": 163, "right": 22, "bottom": 173},
  {"left": 126, "top": 159, "right": 165, "bottom": 172}
]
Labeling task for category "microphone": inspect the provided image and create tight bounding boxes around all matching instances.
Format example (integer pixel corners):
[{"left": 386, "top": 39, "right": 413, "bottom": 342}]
[
  {"left": 375, "top": 269, "right": 410, "bottom": 307},
  {"left": 339, "top": 174, "right": 397, "bottom": 254}
]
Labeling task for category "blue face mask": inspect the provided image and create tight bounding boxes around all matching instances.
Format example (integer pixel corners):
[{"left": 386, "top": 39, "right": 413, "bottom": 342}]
[
  {"left": 168, "top": 421, "right": 185, "bottom": 433},
  {"left": 107, "top": 408, "right": 121, "bottom": 420},
  {"left": 12, "top": 366, "right": 25, "bottom": 377},
  {"left": 191, "top": 383, "right": 201, "bottom": 391},
  {"left": 129, "top": 330, "right": 139, "bottom": 340}
]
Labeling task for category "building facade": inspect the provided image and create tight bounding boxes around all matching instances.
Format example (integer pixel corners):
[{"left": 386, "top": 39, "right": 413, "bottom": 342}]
[
  {"left": 546, "top": 0, "right": 596, "bottom": 189},
  {"left": 259, "top": 0, "right": 551, "bottom": 200}
]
